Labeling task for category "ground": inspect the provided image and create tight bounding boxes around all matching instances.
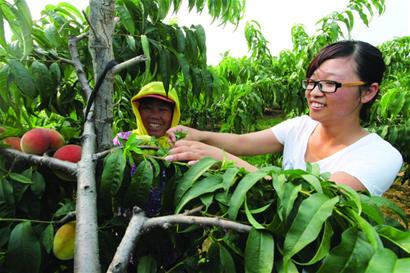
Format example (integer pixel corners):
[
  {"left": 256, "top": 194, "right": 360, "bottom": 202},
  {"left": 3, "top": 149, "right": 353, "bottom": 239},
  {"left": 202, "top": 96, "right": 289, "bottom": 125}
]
[{"left": 383, "top": 178, "right": 410, "bottom": 227}]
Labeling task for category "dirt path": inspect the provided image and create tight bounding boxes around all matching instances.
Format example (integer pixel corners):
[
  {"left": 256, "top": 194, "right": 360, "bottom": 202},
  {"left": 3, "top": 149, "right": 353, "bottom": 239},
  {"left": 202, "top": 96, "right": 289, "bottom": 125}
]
[{"left": 383, "top": 179, "right": 410, "bottom": 227}]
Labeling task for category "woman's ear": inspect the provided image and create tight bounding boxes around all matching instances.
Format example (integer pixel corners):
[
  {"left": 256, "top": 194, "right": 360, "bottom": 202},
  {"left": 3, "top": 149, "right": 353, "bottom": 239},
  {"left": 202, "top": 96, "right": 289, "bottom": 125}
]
[{"left": 361, "top": 82, "right": 379, "bottom": 103}]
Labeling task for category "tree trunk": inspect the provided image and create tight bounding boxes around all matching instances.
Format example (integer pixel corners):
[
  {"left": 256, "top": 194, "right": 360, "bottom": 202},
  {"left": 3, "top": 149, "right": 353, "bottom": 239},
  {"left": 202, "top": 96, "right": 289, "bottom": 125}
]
[{"left": 88, "top": 0, "right": 116, "bottom": 152}]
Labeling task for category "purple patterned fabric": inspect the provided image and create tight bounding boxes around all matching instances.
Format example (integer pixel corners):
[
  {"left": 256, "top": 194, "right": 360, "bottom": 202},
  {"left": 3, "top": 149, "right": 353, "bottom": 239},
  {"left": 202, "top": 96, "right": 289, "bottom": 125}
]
[{"left": 113, "top": 131, "right": 132, "bottom": 146}]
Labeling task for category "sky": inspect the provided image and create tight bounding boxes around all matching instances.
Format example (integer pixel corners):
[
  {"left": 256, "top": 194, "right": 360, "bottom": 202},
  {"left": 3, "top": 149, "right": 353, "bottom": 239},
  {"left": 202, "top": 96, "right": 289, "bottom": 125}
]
[{"left": 26, "top": 0, "right": 410, "bottom": 65}]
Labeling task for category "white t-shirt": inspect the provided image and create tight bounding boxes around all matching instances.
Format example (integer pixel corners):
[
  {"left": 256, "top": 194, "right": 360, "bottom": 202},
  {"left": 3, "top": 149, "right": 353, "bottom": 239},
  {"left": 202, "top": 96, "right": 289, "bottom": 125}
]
[{"left": 271, "top": 115, "right": 403, "bottom": 196}]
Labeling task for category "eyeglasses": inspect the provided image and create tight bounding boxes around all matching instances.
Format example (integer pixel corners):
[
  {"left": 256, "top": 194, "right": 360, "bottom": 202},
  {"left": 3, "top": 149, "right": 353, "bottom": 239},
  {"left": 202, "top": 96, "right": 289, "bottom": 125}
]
[{"left": 302, "top": 79, "right": 367, "bottom": 93}]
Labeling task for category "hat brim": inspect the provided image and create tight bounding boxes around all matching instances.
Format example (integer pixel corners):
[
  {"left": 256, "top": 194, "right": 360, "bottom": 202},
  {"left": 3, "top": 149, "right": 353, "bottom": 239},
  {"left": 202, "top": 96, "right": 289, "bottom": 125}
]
[{"left": 133, "top": 94, "right": 175, "bottom": 104}]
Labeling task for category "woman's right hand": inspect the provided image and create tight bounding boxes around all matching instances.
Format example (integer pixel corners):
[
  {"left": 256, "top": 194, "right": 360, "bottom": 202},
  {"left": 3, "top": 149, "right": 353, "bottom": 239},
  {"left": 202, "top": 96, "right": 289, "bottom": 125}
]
[{"left": 166, "top": 125, "right": 203, "bottom": 144}]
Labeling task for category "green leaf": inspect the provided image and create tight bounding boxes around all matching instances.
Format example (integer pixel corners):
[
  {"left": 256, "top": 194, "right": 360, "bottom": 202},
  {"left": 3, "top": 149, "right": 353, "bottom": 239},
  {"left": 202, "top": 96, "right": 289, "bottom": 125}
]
[
  {"left": 316, "top": 228, "right": 374, "bottom": 273},
  {"left": 348, "top": 209, "right": 383, "bottom": 250},
  {"left": 6, "top": 221, "right": 41, "bottom": 273},
  {"left": 0, "top": 178, "right": 15, "bottom": 217},
  {"left": 158, "top": 46, "right": 171, "bottom": 93},
  {"left": 244, "top": 199, "right": 264, "bottom": 230},
  {"left": 137, "top": 255, "right": 157, "bottom": 273},
  {"left": 394, "top": 258, "right": 410, "bottom": 273},
  {"left": 30, "top": 171, "right": 46, "bottom": 198},
  {"left": 301, "top": 174, "right": 322, "bottom": 193},
  {"left": 277, "top": 182, "right": 301, "bottom": 221},
  {"left": 9, "top": 172, "right": 32, "bottom": 184},
  {"left": 140, "top": 34, "right": 152, "bottom": 83},
  {"left": 174, "top": 157, "right": 217, "bottom": 204},
  {"left": 7, "top": 59, "right": 36, "bottom": 99},
  {"left": 175, "top": 27, "right": 185, "bottom": 53},
  {"left": 57, "top": 2, "right": 83, "bottom": 21},
  {"left": 49, "top": 62, "right": 61, "bottom": 87},
  {"left": 41, "top": 224, "right": 54, "bottom": 253},
  {"left": 176, "top": 53, "right": 190, "bottom": 86},
  {"left": 31, "top": 60, "right": 53, "bottom": 107},
  {"left": 364, "top": 248, "right": 396, "bottom": 273},
  {"left": 157, "top": 0, "right": 171, "bottom": 20},
  {"left": 228, "top": 170, "right": 267, "bottom": 220},
  {"left": 338, "top": 184, "right": 362, "bottom": 214},
  {"left": 175, "top": 174, "right": 222, "bottom": 213},
  {"left": 122, "top": 159, "right": 154, "bottom": 208},
  {"left": 293, "top": 220, "right": 333, "bottom": 266},
  {"left": 375, "top": 225, "right": 410, "bottom": 254},
  {"left": 306, "top": 162, "right": 320, "bottom": 176},
  {"left": 220, "top": 245, "right": 236, "bottom": 273},
  {"left": 244, "top": 228, "right": 274, "bottom": 273},
  {"left": 193, "top": 24, "right": 206, "bottom": 54},
  {"left": 284, "top": 193, "right": 339, "bottom": 259},
  {"left": 14, "top": 0, "right": 33, "bottom": 56},
  {"left": 277, "top": 260, "right": 299, "bottom": 273},
  {"left": 0, "top": 11, "right": 8, "bottom": 50},
  {"left": 44, "top": 25, "right": 61, "bottom": 48},
  {"left": 361, "top": 202, "right": 385, "bottom": 225},
  {"left": 222, "top": 167, "right": 239, "bottom": 191},
  {"left": 0, "top": 65, "right": 10, "bottom": 107},
  {"left": 362, "top": 195, "right": 407, "bottom": 226},
  {"left": 101, "top": 149, "right": 127, "bottom": 196},
  {"left": 200, "top": 193, "right": 213, "bottom": 211},
  {"left": 117, "top": 0, "right": 135, "bottom": 34}
]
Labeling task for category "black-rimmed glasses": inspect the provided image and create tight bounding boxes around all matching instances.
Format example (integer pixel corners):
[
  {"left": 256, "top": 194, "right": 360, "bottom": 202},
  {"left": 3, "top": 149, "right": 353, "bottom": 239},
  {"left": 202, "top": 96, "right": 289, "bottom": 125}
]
[{"left": 302, "top": 79, "right": 367, "bottom": 93}]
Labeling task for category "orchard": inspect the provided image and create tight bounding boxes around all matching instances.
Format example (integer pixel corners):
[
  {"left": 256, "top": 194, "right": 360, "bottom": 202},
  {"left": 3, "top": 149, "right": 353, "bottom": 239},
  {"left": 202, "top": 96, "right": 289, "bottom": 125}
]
[{"left": 0, "top": 1, "right": 409, "bottom": 273}]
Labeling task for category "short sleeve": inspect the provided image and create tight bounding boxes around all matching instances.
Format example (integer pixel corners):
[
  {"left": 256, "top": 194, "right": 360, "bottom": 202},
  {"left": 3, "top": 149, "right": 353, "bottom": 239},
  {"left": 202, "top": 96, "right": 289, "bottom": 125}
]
[
  {"left": 339, "top": 142, "right": 403, "bottom": 196},
  {"left": 271, "top": 116, "right": 307, "bottom": 144}
]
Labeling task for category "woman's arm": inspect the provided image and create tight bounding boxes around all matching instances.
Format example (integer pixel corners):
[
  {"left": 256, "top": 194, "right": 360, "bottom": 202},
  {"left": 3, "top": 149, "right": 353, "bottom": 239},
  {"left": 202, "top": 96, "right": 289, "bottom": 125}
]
[
  {"left": 164, "top": 140, "right": 259, "bottom": 172},
  {"left": 167, "top": 126, "right": 283, "bottom": 156}
]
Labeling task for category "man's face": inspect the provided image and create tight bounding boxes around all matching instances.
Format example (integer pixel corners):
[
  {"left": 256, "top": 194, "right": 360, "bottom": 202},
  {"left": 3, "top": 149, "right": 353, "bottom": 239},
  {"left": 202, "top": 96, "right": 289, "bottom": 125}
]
[{"left": 139, "top": 98, "right": 174, "bottom": 137}]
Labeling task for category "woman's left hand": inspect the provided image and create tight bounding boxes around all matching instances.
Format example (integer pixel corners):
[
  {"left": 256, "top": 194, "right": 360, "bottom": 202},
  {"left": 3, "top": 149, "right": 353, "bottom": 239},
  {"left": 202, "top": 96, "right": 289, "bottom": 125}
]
[{"left": 164, "top": 139, "right": 224, "bottom": 165}]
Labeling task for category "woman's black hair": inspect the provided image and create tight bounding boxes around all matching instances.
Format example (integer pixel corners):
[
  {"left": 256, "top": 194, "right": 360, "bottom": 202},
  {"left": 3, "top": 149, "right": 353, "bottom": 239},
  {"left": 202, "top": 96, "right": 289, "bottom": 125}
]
[{"left": 306, "top": 40, "right": 386, "bottom": 121}]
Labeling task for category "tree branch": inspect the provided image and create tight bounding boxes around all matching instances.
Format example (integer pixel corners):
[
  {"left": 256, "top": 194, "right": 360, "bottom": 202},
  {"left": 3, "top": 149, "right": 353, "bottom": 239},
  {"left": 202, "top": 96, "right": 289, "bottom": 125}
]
[
  {"left": 142, "top": 214, "right": 252, "bottom": 233},
  {"left": 74, "top": 119, "right": 101, "bottom": 273},
  {"left": 68, "top": 19, "right": 102, "bottom": 273},
  {"left": 0, "top": 148, "right": 77, "bottom": 174},
  {"left": 107, "top": 207, "right": 251, "bottom": 273},
  {"left": 68, "top": 33, "right": 93, "bottom": 102},
  {"left": 107, "top": 207, "right": 147, "bottom": 273},
  {"left": 110, "top": 55, "right": 147, "bottom": 75},
  {"left": 93, "top": 147, "right": 120, "bottom": 161}
]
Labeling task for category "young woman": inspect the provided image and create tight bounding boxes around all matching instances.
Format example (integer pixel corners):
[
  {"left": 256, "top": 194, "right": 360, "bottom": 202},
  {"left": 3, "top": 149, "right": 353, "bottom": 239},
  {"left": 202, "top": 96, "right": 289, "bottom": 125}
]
[{"left": 165, "top": 40, "right": 403, "bottom": 196}]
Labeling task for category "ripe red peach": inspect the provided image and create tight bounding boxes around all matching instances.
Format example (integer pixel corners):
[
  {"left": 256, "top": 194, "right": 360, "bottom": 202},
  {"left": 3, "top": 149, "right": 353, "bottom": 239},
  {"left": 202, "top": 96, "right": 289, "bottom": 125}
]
[
  {"left": 53, "top": 144, "right": 82, "bottom": 163},
  {"left": 20, "top": 128, "right": 51, "bottom": 155},
  {"left": 53, "top": 144, "right": 82, "bottom": 181},
  {"left": 3, "top": 136, "right": 22, "bottom": 151},
  {"left": 46, "top": 128, "right": 65, "bottom": 150}
]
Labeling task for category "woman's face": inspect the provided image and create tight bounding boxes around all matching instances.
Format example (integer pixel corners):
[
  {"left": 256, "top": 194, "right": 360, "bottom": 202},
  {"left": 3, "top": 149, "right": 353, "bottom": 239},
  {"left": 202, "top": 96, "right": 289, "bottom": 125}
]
[
  {"left": 139, "top": 99, "right": 174, "bottom": 137},
  {"left": 305, "top": 57, "right": 363, "bottom": 125}
]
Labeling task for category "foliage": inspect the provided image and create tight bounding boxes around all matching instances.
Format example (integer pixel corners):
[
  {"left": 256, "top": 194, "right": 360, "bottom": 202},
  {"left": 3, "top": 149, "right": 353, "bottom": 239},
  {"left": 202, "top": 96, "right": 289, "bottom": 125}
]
[
  {"left": 101, "top": 155, "right": 410, "bottom": 272},
  {"left": 368, "top": 36, "right": 410, "bottom": 163}
]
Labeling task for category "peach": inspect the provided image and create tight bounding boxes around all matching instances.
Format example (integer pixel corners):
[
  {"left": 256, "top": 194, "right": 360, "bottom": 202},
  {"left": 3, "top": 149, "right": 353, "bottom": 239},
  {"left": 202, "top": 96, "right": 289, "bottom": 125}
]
[
  {"left": 46, "top": 128, "right": 65, "bottom": 150},
  {"left": 20, "top": 128, "right": 50, "bottom": 155},
  {"left": 53, "top": 221, "right": 76, "bottom": 260},
  {"left": 0, "top": 127, "right": 4, "bottom": 134},
  {"left": 3, "top": 136, "right": 22, "bottom": 151},
  {"left": 53, "top": 144, "right": 82, "bottom": 163},
  {"left": 53, "top": 144, "right": 82, "bottom": 181}
]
